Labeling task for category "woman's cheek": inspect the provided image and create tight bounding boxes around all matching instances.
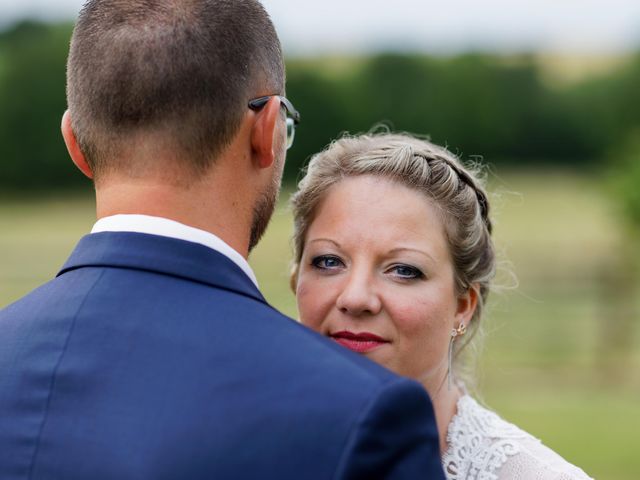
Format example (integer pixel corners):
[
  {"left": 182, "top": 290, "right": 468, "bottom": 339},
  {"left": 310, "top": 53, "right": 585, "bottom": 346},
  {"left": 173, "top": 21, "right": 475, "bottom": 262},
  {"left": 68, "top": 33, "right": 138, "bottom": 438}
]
[
  {"left": 297, "top": 280, "right": 328, "bottom": 328},
  {"left": 387, "top": 295, "right": 433, "bottom": 334}
]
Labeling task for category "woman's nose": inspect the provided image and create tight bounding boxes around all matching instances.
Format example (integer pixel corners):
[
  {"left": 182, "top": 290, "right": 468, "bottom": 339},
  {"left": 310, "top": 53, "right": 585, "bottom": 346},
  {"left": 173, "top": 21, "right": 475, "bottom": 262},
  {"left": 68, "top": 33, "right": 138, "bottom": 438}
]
[{"left": 335, "top": 271, "right": 382, "bottom": 316}]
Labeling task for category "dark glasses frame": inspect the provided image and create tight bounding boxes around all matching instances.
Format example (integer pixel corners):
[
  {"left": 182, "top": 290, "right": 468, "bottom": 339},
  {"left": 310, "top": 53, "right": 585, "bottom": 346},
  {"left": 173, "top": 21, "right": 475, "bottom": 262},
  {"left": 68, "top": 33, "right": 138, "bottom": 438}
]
[
  {"left": 248, "top": 95, "right": 300, "bottom": 150},
  {"left": 248, "top": 95, "right": 300, "bottom": 124}
]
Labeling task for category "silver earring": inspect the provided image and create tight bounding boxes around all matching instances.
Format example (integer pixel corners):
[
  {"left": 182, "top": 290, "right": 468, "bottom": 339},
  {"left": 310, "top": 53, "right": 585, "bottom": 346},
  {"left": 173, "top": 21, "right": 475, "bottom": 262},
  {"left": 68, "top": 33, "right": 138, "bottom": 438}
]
[{"left": 448, "top": 324, "right": 467, "bottom": 390}]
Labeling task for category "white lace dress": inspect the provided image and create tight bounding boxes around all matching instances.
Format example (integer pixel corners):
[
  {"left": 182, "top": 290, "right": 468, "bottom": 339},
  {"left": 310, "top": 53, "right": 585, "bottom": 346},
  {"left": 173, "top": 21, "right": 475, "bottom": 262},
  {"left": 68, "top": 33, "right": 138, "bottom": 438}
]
[{"left": 441, "top": 395, "right": 594, "bottom": 480}]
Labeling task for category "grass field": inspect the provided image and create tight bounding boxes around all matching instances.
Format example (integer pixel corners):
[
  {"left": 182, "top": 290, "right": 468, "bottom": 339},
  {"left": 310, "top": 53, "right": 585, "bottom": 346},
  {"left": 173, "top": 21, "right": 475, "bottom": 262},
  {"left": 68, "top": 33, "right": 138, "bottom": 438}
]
[{"left": 1, "top": 170, "right": 639, "bottom": 479}]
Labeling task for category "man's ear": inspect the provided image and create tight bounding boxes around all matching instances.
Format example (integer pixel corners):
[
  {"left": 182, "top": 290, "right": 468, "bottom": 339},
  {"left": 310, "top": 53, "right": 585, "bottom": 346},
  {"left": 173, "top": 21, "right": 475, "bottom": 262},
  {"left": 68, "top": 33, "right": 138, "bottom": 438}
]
[
  {"left": 249, "top": 97, "right": 280, "bottom": 169},
  {"left": 61, "top": 110, "right": 93, "bottom": 179}
]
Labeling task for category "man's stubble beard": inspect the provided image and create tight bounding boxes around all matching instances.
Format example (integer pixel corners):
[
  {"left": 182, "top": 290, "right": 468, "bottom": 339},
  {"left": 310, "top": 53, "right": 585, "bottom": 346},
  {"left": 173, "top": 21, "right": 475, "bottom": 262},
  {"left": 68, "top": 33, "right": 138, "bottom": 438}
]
[{"left": 248, "top": 139, "right": 286, "bottom": 252}]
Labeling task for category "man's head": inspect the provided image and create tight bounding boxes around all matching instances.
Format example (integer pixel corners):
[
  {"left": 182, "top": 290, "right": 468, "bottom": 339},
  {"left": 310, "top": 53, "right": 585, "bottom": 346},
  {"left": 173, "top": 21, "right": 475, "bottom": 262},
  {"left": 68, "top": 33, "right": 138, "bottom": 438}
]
[{"left": 66, "top": 0, "right": 285, "bottom": 180}]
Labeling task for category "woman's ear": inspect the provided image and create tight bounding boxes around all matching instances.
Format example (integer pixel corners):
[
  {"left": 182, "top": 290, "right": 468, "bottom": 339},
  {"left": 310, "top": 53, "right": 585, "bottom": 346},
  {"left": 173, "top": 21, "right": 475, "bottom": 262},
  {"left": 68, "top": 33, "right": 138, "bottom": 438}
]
[
  {"left": 61, "top": 110, "right": 93, "bottom": 179},
  {"left": 289, "top": 266, "right": 299, "bottom": 294},
  {"left": 249, "top": 97, "right": 280, "bottom": 169},
  {"left": 455, "top": 285, "right": 479, "bottom": 329}
]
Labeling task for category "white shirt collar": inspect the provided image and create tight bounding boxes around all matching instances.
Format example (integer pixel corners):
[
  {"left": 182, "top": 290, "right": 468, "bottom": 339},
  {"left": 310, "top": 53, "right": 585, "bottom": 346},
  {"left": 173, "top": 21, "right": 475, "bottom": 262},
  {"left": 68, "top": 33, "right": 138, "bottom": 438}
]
[{"left": 91, "top": 214, "right": 259, "bottom": 288}]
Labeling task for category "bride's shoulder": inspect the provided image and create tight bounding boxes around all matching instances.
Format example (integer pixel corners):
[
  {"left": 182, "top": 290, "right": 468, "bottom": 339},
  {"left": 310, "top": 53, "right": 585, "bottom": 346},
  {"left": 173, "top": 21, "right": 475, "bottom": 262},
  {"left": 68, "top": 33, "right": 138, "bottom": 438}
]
[{"left": 442, "top": 395, "right": 594, "bottom": 480}]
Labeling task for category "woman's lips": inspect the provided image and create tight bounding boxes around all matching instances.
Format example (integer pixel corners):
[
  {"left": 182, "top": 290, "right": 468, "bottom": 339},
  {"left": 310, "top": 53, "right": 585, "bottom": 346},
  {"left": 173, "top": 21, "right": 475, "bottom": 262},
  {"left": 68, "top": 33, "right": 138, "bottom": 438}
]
[{"left": 330, "top": 331, "right": 389, "bottom": 353}]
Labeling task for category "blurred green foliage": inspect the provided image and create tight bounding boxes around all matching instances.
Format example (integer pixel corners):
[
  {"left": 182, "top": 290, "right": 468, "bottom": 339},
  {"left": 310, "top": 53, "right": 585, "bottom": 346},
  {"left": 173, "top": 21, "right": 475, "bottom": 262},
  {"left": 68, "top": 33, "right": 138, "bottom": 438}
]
[
  {"left": 285, "top": 53, "right": 587, "bottom": 178},
  {"left": 0, "top": 21, "right": 73, "bottom": 190},
  {"left": 609, "top": 129, "right": 640, "bottom": 231},
  {"left": 284, "top": 52, "right": 640, "bottom": 181}
]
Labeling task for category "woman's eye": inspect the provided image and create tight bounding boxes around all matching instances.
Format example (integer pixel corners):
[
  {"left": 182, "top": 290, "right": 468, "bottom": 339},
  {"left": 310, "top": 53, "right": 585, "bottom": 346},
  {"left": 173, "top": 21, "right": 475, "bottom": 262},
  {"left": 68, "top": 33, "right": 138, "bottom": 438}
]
[
  {"left": 390, "top": 264, "right": 424, "bottom": 279},
  {"left": 311, "top": 255, "right": 344, "bottom": 270}
]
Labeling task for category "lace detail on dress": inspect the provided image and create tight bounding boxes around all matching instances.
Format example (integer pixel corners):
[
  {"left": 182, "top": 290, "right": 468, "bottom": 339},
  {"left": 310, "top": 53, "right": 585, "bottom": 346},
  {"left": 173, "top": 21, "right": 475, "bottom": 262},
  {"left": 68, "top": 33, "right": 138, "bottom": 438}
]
[
  {"left": 442, "top": 396, "right": 528, "bottom": 480},
  {"left": 441, "top": 396, "right": 593, "bottom": 480}
]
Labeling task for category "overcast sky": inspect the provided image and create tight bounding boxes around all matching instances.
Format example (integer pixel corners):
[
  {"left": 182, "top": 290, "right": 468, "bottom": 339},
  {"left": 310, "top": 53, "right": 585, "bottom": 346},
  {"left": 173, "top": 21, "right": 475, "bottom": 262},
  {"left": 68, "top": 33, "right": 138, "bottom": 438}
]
[{"left": 1, "top": 0, "right": 639, "bottom": 55}]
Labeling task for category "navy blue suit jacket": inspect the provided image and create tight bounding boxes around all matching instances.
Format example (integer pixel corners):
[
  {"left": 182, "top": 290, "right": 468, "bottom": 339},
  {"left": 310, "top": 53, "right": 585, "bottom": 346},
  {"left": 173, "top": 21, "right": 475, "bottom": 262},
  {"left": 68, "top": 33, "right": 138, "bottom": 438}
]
[{"left": 0, "top": 232, "right": 444, "bottom": 479}]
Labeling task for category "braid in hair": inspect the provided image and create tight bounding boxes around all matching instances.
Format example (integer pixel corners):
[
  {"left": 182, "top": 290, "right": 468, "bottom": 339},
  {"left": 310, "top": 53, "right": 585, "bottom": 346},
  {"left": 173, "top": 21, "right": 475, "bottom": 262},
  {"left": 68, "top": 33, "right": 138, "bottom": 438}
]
[{"left": 413, "top": 150, "right": 493, "bottom": 235}]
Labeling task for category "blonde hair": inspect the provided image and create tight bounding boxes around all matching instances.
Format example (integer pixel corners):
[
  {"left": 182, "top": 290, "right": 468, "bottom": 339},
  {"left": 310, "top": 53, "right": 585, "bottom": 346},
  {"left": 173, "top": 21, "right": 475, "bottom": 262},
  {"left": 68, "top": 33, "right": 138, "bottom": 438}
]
[{"left": 290, "top": 133, "right": 496, "bottom": 362}]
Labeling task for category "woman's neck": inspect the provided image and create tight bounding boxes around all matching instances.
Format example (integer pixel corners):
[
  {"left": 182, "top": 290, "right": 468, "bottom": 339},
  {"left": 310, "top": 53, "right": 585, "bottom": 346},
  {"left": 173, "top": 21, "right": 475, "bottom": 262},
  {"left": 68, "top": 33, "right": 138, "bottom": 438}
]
[{"left": 426, "top": 379, "right": 464, "bottom": 454}]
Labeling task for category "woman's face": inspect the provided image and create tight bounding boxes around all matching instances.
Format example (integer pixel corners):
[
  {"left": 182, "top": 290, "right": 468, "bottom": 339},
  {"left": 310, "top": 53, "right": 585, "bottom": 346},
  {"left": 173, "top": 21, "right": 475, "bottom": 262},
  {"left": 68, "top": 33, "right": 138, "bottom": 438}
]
[{"left": 295, "top": 175, "right": 476, "bottom": 392}]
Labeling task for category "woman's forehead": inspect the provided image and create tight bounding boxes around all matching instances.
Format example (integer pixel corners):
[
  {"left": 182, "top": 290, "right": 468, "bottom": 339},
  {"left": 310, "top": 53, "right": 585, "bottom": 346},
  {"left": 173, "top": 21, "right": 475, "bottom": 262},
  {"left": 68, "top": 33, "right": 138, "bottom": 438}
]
[{"left": 307, "top": 176, "right": 449, "bottom": 255}]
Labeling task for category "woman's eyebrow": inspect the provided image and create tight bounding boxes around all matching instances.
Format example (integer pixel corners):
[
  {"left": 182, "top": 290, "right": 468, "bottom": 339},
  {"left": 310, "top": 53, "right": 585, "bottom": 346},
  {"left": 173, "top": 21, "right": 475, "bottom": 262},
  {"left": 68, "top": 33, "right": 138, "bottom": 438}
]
[
  {"left": 387, "top": 247, "right": 436, "bottom": 263},
  {"left": 307, "top": 238, "right": 341, "bottom": 248}
]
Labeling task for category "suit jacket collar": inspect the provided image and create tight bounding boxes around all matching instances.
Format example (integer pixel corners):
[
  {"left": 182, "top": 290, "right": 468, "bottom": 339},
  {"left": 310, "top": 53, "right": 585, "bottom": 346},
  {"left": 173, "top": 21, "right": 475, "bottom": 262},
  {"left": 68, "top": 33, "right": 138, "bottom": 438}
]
[{"left": 58, "top": 232, "right": 267, "bottom": 304}]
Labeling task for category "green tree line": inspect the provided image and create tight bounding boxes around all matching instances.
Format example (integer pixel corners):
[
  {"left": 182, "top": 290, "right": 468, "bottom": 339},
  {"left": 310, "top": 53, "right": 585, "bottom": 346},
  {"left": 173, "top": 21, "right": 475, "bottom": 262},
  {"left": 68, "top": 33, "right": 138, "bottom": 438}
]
[{"left": 1, "top": 21, "right": 639, "bottom": 226}]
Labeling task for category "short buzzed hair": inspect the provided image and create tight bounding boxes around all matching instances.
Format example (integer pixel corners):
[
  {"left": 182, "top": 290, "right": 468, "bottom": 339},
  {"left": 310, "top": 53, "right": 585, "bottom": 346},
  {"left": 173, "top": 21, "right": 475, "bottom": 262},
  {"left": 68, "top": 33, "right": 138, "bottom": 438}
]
[{"left": 67, "top": 0, "right": 284, "bottom": 177}]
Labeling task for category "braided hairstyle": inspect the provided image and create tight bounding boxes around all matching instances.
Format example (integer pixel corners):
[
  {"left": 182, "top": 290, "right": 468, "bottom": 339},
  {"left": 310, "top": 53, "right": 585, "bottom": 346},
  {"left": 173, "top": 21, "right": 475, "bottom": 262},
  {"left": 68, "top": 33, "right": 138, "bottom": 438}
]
[{"left": 290, "top": 133, "right": 496, "bottom": 361}]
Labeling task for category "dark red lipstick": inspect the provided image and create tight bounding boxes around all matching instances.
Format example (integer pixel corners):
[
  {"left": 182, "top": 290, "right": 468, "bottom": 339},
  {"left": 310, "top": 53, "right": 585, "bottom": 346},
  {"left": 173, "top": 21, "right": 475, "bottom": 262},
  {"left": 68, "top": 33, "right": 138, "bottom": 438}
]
[{"left": 330, "top": 331, "right": 389, "bottom": 353}]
